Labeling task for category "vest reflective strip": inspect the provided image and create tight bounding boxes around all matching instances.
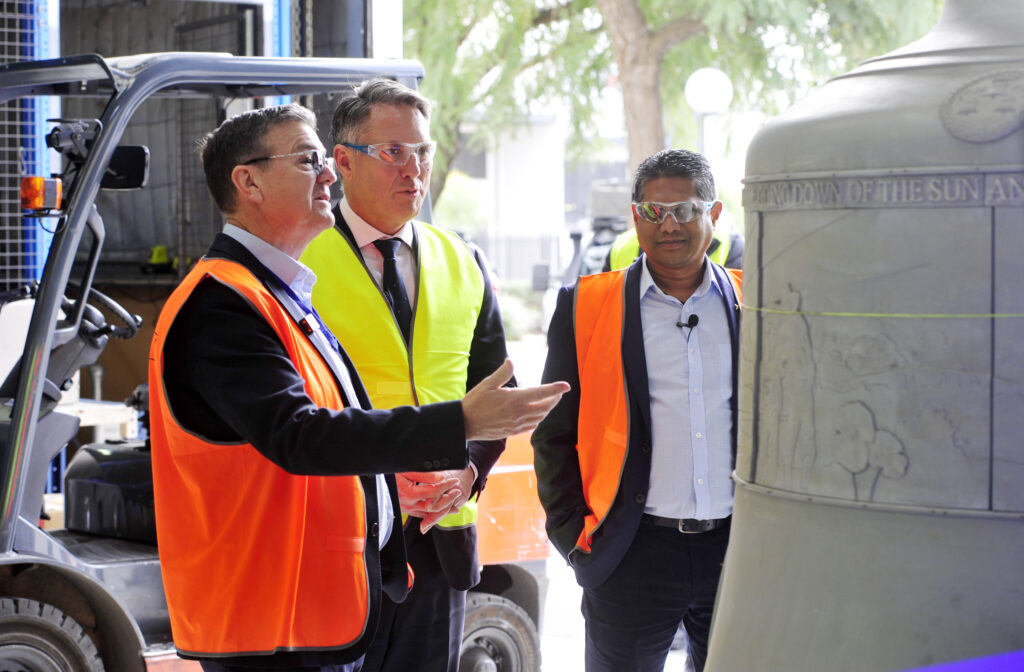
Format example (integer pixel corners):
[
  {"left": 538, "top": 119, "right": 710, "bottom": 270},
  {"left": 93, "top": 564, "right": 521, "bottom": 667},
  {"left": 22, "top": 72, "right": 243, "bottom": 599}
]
[
  {"left": 303, "top": 222, "right": 483, "bottom": 529},
  {"left": 148, "top": 258, "right": 370, "bottom": 656},
  {"left": 608, "top": 225, "right": 731, "bottom": 270},
  {"left": 573, "top": 270, "right": 630, "bottom": 553}
]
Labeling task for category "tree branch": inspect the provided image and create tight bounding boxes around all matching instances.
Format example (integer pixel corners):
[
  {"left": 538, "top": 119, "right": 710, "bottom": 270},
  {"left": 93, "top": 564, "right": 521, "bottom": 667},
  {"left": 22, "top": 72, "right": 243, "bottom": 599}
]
[{"left": 649, "top": 15, "right": 706, "bottom": 58}]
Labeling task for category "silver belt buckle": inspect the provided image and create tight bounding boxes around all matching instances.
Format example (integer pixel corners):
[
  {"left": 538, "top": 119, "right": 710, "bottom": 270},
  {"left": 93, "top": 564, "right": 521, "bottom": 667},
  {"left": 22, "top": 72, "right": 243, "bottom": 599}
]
[{"left": 678, "top": 519, "right": 696, "bottom": 534}]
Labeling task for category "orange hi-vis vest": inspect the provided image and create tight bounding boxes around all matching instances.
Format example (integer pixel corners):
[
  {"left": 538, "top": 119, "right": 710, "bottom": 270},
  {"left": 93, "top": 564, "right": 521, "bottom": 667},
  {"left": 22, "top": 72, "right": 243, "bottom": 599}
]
[
  {"left": 572, "top": 265, "right": 742, "bottom": 553},
  {"left": 148, "top": 258, "right": 371, "bottom": 658}
]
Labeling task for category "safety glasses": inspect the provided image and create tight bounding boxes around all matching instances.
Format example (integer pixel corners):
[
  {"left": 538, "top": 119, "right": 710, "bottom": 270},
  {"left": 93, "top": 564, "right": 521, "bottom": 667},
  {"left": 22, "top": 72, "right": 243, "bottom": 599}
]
[
  {"left": 632, "top": 200, "right": 714, "bottom": 224},
  {"left": 342, "top": 141, "right": 437, "bottom": 166},
  {"left": 242, "top": 149, "right": 335, "bottom": 177}
]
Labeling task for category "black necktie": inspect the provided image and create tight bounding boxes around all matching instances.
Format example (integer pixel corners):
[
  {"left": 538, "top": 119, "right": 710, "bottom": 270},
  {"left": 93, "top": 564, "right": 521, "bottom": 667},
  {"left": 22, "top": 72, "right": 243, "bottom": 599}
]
[{"left": 372, "top": 238, "right": 412, "bottom": 344}]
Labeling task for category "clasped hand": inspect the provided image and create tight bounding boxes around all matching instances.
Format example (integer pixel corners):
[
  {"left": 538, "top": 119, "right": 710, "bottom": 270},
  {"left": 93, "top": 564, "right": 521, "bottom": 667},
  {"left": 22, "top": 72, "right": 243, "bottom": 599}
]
[
  {"left": 396, "top": 467, "right": 475, "bottom": 534},
  {"left": 399, "top": 359, "right": 568, "bottom": 534}
]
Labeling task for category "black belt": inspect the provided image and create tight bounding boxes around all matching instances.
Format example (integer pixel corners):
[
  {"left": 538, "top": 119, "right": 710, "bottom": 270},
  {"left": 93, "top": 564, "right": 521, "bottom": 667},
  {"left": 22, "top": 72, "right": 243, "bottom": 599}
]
[{"left": 642, "top": 513, "right": 730, "bottom": 534}]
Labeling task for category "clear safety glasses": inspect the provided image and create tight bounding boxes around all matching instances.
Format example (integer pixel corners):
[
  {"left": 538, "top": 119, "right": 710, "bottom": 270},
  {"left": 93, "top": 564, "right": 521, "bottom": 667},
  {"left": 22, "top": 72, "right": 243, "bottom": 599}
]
[
  {"left": 342, "top": 141, "right": 437, "bottom": 166},
  {"left": 242, "top": 148, "right": 336, "bottom": 177},
  {"left": 632, "top": 200, "right": 714, "bottom": 224}
]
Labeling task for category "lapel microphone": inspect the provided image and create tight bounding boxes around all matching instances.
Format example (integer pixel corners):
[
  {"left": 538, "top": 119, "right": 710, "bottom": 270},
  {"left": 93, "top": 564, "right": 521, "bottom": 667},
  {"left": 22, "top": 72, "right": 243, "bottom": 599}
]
[{"left": 677, "top": 314, "right": 699, "bottom": 330}]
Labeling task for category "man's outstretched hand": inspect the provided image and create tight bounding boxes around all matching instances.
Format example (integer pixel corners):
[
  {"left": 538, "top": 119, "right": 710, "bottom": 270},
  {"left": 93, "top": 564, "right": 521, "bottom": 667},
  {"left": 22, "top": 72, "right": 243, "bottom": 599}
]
[{"left": 462, "top": 359, "right": 569, "bottom": 441}]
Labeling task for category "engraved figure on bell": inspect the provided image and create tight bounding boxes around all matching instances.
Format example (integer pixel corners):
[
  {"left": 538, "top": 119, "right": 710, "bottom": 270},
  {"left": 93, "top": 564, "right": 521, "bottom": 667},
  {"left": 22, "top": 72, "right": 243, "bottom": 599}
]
[{"left": 941, "top": 69, "right": 1024, "bottom": 143}]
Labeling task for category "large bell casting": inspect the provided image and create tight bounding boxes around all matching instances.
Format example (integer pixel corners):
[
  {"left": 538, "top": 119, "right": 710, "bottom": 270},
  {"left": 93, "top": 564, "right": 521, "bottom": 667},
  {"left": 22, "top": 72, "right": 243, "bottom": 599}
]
[{"left": 707, "top": 0, "right": 1024, "bottom": 669}]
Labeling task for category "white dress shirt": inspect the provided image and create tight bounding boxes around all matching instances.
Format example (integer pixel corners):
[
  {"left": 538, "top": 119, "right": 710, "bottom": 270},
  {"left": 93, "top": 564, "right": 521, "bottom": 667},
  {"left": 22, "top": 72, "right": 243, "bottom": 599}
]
[
  {"left": 639, "top": 257, "right": 734, "bottom": 521},
  {"left": 339, "top": 198, "right": 417, "bottom": 306}
]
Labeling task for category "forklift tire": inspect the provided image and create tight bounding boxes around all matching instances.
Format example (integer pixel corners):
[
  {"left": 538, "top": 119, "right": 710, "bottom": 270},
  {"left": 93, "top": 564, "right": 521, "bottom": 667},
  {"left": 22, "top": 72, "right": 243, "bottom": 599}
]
[
  {"left": 0, "top": 598, "right": 105, "bottom": 672},
  {"left": 459, "top": 593, "right": 540, "bottom": 672}
]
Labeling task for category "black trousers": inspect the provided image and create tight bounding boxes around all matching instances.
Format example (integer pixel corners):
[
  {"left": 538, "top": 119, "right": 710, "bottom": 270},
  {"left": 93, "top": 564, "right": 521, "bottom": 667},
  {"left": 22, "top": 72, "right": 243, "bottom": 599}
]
[
  {"left": 361, "top": 525, "right": 466, "bottom": 672},
  {"left": 582, "top": 517, "right": 730, "bottom": 672}
]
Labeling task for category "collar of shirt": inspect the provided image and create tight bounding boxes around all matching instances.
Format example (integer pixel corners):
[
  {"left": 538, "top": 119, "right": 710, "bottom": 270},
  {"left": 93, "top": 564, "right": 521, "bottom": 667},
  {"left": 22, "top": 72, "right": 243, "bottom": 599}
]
[
  {"left": 339, "top": 198, "right": 418, "bottom": 308},
  {"left": 638, "top": 254, "right": 723, "bottom": 304},
  {"left": 223, "top": 223, "right": 318, "bottom": 306},
  {"left": 339, "top": 198, "right": 415, "bottom": 250}
]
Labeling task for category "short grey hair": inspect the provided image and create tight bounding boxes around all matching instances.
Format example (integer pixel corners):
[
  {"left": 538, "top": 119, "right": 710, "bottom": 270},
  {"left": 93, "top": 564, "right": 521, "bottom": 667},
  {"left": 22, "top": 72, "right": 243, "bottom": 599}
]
[{"left": 331, "top": 77, "right": 431, "bottom": 145}]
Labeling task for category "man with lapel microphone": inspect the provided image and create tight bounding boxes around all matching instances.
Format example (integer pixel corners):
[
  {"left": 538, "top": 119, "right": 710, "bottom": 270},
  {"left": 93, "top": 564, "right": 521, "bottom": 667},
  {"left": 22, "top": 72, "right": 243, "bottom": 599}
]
[{"left": 533, "top": 148, "right": 742, "bottom": 672}]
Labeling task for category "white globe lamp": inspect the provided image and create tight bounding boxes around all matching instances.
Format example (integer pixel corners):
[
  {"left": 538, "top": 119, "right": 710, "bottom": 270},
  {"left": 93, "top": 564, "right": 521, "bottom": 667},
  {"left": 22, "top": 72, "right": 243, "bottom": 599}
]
[{"left": 684, "top": 67, "right": 734, "bottom": 154}]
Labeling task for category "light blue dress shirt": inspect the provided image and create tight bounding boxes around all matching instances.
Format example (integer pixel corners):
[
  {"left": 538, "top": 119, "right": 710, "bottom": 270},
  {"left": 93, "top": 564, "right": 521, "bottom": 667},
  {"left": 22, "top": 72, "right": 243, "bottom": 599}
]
[
  {"left": 639, "top": 257, "right": 734, "bottom": 521},
  {"left": 223, "top": 224, "right": 394, "bottom": 546}
]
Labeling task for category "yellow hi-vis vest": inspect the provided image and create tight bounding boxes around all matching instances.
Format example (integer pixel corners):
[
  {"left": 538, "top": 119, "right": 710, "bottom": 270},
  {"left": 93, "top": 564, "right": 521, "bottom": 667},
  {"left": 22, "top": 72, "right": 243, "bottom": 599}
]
[
  {"left": 303, "top": 222, "right": 484, "bottom": 530},
  {"left": 608, "top": 223, "right": 731, "bottom": 271}
]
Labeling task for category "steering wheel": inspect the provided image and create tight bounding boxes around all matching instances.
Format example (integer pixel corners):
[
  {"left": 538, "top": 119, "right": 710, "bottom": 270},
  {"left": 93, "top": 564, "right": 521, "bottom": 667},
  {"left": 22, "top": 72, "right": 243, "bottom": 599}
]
[{"left": 77, "top": 286, "right": 143, "bottom": 340}]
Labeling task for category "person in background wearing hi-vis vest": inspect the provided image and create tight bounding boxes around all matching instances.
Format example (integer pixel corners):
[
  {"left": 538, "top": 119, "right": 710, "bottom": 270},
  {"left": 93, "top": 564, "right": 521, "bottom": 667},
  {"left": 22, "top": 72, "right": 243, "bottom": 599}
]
[
  {"left": 149, "top": 103, "right": 568, "bottom": 672},
  {"left": 301, "top": 79, "right": 510, "bottom": 672},
  {"left": 604, "top": 203, "right": 744, "bottom": 272},
  {"left": 533, "top": 148, "right": 742, "bottom": 672}
]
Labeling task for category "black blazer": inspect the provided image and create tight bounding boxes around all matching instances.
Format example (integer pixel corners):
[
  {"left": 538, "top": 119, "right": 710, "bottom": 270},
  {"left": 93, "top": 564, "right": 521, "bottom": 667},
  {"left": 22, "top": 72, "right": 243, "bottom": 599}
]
[
  {"left": 160, "top": 233, "right": 469, "bottom": 667},
  {"left": 532, "top": 257, "right": 741, "bottom": 589}
]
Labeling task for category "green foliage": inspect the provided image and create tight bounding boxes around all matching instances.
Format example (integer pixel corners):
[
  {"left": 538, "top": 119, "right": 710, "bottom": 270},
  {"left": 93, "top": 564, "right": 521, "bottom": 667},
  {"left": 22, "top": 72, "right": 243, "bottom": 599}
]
[
  {"left": 404, "top": 0, "right": 943, "bottom": 196},
  {"left": 657, "top": 0, "right": 942, "bottom": 132}
]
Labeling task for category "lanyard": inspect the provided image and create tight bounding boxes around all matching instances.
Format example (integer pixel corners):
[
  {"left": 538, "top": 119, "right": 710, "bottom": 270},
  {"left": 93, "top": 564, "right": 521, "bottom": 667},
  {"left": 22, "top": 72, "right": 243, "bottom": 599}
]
[{"left": 271, "top": 274, "right": 341, "bottom": 353}]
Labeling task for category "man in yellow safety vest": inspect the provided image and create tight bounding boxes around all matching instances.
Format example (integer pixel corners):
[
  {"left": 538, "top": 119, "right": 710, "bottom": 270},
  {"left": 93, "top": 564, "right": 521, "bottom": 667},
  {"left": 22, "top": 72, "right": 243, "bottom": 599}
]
[{"left": 302, "top": 79, "right": 511, "bottom": 672}]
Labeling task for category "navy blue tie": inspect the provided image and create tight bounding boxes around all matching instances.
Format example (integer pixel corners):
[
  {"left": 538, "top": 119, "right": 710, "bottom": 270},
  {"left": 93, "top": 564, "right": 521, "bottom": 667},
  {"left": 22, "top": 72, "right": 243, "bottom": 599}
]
[{"left": 373, "top": 238, "right": 412, "bottom": 344}]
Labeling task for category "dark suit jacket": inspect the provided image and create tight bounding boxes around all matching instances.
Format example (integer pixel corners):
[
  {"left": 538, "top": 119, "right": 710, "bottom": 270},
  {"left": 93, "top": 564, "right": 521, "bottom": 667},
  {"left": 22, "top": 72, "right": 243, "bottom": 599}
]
[
  {"left": 532, "top": 257, "right": 741, "bottom": 589},
  {"left": 160, "top": 233, "right": 469, "bottom": 667},
  {"left": 328, "top": 208, "right": 510, "bottom": 590}
]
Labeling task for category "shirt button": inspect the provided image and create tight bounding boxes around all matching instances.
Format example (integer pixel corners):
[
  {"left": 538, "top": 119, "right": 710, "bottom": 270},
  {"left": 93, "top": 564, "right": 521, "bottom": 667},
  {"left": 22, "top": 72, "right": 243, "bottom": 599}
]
[
  {"left": 693, "top": 387, "right": 699, "bottom": 393},
  {"left": 441, "top": 458, "right": 450, "bottom": 467},
  {"left": 689, "top": 347, "right": 695, "bottom": 353},
  {"left": 422, "top": 461, "right": 433, "bottom": 469},
  {"left": 697, "top": 478, "right": 705, "bottom": 485},
  {"left": 695, "top": 432, "right": 702, "bottom": 439},
  {"left": 634, "top": 493, "right": 646, "bottom": 504}
]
